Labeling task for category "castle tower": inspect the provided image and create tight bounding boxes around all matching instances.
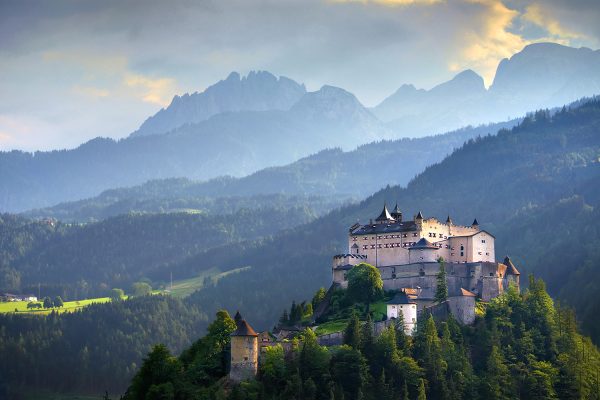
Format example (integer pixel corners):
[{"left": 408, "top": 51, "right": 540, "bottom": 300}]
[
  {"left": 391, "top": 203, "right": 403, "bottom": 221},
  {"left": 229, "top": 311, "right": 258, "bottom": 382}
]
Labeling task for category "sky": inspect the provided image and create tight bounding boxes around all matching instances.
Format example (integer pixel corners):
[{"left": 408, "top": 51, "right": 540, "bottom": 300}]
[{"left": 1, "top": 0, "right": 599, "bottom": 151}]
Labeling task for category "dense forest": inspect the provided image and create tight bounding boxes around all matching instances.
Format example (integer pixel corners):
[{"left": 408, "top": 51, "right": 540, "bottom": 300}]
[
  {"left": 125, "top": 278, "right": 600, "bottom": 400},
  {"left": 0, "top": 203, "right": 320, "bottom": 298},
  {"left": 0, "top": 295, "right": 208, "bottom": 398}
]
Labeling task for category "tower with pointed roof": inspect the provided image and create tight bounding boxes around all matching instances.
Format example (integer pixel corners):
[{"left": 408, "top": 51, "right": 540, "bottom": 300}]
[{"left": 229, "top": 311, "right": 258, "bottom": 382}]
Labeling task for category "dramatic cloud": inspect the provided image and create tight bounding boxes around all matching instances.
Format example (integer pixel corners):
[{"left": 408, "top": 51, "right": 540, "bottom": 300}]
[{"left": 0, "top": 0, "right": 598, "bottom": 151}]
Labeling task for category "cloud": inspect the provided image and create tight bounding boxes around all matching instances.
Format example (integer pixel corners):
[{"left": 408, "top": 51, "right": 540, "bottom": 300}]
[
  {"left": 73, "top": 86, "right": 110, "bottom": 98},
  {"left": 1, "top": 0, "right": 600, "bottom": 150},
  {"left": 448, "top": 0, "right": 530, "bottom": 86},
  {"left": 332, "top": 0, "right": 443, "bottom": 5},
  {"left": 522, "top": 3, "right": 583, "bottom": 40},
  {"left": 124, "top": 74, "right": 178, "bottom": 106}
]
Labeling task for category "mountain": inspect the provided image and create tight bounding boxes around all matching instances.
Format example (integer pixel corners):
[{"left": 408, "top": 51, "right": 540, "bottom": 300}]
[
  {"left": 373, "top": 69, "right": 487, "bottom": 135},
  {"left": 24, "top": 120, "right": 518, "bottom": 222},
  {"left": 131, "top": 71, "right": 306, "bottom": 137},
  {"left": 374, "top": 43, "right": 600, "bottom": 137},
  {"left": 0, "top": 85, "right": 388, "bottom": 213},
  {"left": 490, "top": 42, "right": 600, "bottom": 109}
]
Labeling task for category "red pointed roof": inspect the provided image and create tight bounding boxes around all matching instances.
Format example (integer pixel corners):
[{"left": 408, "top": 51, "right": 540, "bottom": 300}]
[{"left": 231, "top": 312, "right": 258, "bottom": 337}]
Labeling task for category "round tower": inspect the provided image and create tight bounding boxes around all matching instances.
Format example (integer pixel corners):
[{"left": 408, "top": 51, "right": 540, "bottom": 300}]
[{"left": 229, "top": 311, "right": 258, "bottom": 382}]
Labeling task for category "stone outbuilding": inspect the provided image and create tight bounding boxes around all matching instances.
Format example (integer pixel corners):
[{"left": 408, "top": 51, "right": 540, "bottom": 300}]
[{"left": 386, "top": 290, "right": 418, "bottom": 335}]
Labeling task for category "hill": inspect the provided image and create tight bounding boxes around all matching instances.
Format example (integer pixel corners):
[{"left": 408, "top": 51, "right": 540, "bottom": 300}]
[
  {"left": 0, "top": 199, "right": 328, "bottom": 299},
  {"left": 24, "top": 120, "right": 518, "bottom": 222},
  {"left": 176, "top": 98, "right": 600, "bottom": 342}
]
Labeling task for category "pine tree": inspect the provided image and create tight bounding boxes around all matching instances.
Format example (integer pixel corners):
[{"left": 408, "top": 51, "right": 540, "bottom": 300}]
[
  {"left": 434, "top": 258, "right": 448, "bottom": 304},
  {"left": 417, "top": 378, "right": 427, "bottom": 400},
  {"left": 344, "top": 311, "right": 361, "bottom": 349}
]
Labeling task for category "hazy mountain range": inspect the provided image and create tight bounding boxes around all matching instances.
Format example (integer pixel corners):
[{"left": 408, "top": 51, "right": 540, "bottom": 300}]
[
  {"left": 1, "top": 42, "right": 599, "bottom": 213},
  {"left": 24, "top": 120, "right": 517, "bottom": 222}
]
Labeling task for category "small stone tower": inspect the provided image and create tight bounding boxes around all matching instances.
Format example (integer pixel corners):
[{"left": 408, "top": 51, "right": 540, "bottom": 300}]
[{"left": 229, "top": 311, "right": 258, "bottom": 382}]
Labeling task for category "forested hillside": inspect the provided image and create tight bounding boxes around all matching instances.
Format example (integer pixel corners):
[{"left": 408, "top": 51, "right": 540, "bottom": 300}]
[
  {"left": 0, "top": 202, "right": 321, "bottom": 298},
  {"left": 126, "top": 280, "right": 600, "bottom": 400},
  {"left": 180, "top": 98, "right": 600, "bottom": 342},
  {"left": 0, "top": 295, "right": 208, "bottom": 397},
  {"left": 24, "top": 120, "right": 517, "bottom": 222}
]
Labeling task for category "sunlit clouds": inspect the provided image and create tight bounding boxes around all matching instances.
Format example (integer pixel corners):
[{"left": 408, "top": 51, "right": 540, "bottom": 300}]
[{"left": 0, "top": 0, "right": 598, "bottom": 151}]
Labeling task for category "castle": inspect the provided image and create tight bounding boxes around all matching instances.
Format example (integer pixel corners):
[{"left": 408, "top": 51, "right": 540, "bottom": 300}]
[
  {"left": 229, "top": 204, "right": 522, "bottom": 381},
  {"left": 332, "top": 204, "right": 520, "bottom": 321}
]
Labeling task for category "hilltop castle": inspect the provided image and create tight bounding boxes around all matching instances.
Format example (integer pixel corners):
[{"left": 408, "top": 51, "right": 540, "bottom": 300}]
[{"left": 332, "top": 204, "right": 520, "bottom": 317}]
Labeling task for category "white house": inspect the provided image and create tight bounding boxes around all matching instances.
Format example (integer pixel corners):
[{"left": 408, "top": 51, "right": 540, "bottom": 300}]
[{"left": 386, "top": 290, "right": 417, "bottom": 335}]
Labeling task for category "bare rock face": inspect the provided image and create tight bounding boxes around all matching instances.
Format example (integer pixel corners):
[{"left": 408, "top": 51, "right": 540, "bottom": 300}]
[{"left": 131, "top": 71, "right": 307, "bottom": 137}]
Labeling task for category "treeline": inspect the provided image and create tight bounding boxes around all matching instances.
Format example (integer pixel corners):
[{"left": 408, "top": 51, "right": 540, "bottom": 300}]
[
  {"left": 25, "top": 190, "right": 346, "bottom": 223},
  {"left": 126, "top": 278, "right": 600, "bottom": 400},
  {"left": 0, "top": 203, "right": 320, "bottom": 299},
  {"left": 0, "top": 295, "right": 208, "bottom": 398}
]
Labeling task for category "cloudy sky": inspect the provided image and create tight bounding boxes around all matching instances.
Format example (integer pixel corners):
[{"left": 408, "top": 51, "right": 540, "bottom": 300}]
[{"left": 1, "top": 0, "right": 599, "bottom": 151}]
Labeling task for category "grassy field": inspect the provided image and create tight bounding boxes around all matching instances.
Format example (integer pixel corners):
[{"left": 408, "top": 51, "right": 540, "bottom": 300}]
[
  {"left": 314, "top": 320, "right": 348, "bottom": 335},
  {"left": 162, "top": 266, "right": 251, "bottom": 298},
  {"left": 0, "top": 297, "right": 111, "bottom": 315}
]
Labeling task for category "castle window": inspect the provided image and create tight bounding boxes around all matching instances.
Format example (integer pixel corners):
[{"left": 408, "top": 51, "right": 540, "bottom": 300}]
[
  {"left": 392, "top": 273, "right": 397, "bottom": 279},
  {"left": 481, "top": 239, "right": 486, "bottom": 243},
  {"left": 371, "top": 245, "right": 375, "bottom": 249},
  {"left": 486, "top": 252, "right": 489, "bottom": 256},
  {"left": 490, "top": 273, "right": 494, "bottom": 276},
  {"left": 403, "top": 233, "right": 407, "bottom": 238},
  {"left": 352, "top": 237, "right": 357, "bottom": 241},
  {"left": 363, "top": 245, "right": 368, "bottom": 250},
  {"left": 460, "top": 252, "right": 464, "bottom": 256},
  {"left": 244, "top": 357, "right": 248, "bottom": 361},
  {"left": 413, "top": 233, "right": 418, "bottom": 237},
  {"left": 378, "top": 244, "right": 382, "bottom": 248},
  {"left": 451, "top": 253, "right": 455, "bottom": 256},
  {"left": 432, "top": 233, "right": 437, "bottom": 238},
  {"left": 478, "top": 252, "right": 482, "bottom": 255},
  {"left": 460, "top": 245, "right": 464, "bottom": 250}
]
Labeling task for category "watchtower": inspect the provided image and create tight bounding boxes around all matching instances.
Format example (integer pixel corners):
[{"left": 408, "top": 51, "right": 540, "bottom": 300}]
[{"left": 229, "top": 311, "right": 258, "bottom": 382}]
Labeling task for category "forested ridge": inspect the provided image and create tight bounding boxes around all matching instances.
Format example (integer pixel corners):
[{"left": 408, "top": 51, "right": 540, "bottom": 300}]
[
  {"left": 125, "top": 279, "right": 600, "bottom": 400},
  {"left": 0, "top": 202, "right": 321, "bottom": 299},
  {"left": 20, "top": 120, "right": 516, "bottom": 222}
]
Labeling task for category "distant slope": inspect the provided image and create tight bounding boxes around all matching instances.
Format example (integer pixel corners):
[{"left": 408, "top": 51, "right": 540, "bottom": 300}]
[
  {"left": 178, "top": 98, "right": 600, "bottom": 343},
  {"left": 24, "top": 119, "right": 519, "bottom": 222},
  {"left": 0, "top": 200, "right": 325, "bottom": 298},
  {"left": 374, "top": 43, "right": 600, "bottom": 137},
  {"left": 132, "top": 71, "right": 306, "bottom": 137},
  {"left": 0, "top": 85, "right": 388, "bottom": 213}
]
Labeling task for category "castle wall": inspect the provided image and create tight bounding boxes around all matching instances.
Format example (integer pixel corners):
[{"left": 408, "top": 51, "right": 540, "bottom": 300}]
[
  {"left": 376, "top": 262, "right": 516, "bottom": 301},
  {"left": 447, "top": 296, "right": 476, "bottom": 325}
]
